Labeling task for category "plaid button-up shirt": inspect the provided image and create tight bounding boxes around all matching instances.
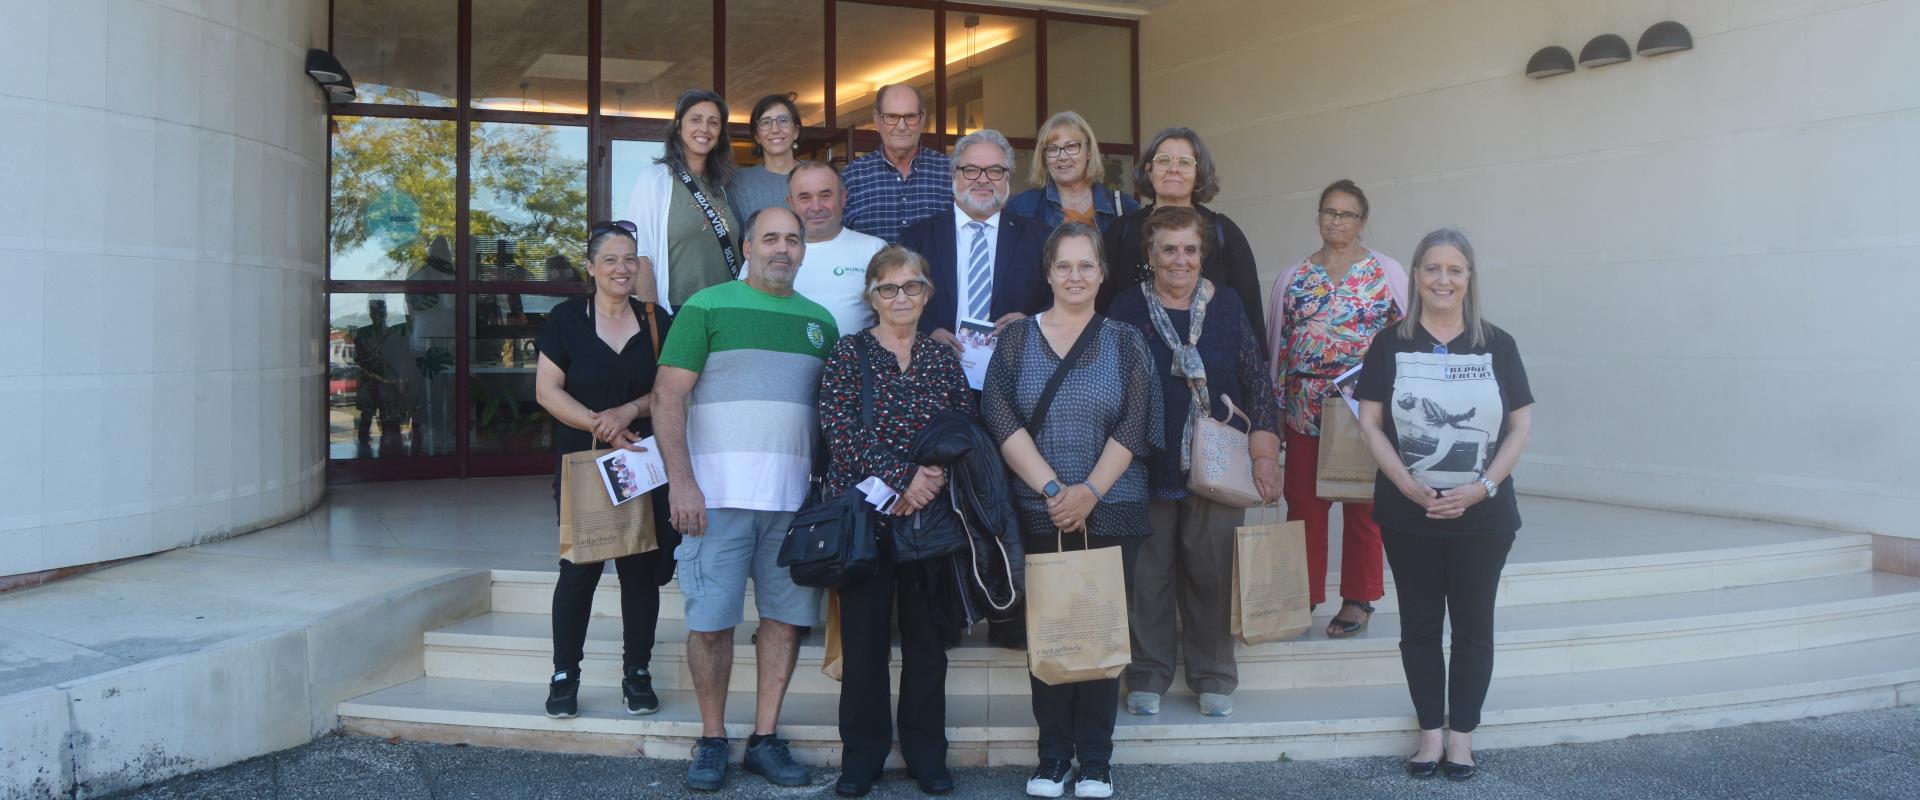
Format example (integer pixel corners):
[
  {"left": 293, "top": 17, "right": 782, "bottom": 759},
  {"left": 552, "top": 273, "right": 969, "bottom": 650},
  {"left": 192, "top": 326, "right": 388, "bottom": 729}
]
[{"left": 842, "top": 147, "right": 953, "bottom": 244}]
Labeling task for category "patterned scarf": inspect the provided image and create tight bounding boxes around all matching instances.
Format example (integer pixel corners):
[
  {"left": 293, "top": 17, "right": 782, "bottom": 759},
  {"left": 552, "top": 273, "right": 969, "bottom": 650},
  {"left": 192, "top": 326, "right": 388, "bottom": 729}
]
[{"left": 1142, "top": 280, "right": 1213, "bottom": 471}]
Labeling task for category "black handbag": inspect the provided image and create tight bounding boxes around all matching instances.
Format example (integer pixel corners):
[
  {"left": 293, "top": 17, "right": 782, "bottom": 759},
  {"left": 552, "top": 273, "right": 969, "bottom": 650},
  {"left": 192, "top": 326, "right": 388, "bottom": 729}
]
[{"left": 778, "top": 344, "right": 879, "bottom": 589}]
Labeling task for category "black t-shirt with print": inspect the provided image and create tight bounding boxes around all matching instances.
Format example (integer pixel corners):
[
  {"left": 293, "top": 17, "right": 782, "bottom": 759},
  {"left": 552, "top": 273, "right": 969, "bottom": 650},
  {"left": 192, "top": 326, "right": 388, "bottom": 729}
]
[{"left": 1354, "top": 322, "right": 1533, "bottom": 537}]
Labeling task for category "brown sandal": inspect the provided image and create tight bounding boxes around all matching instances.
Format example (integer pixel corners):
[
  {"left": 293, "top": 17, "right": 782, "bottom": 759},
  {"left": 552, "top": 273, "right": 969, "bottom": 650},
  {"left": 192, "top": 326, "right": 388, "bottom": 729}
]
[{"left": 1326, "top": 599, "right": 1374, "bottom": 638}]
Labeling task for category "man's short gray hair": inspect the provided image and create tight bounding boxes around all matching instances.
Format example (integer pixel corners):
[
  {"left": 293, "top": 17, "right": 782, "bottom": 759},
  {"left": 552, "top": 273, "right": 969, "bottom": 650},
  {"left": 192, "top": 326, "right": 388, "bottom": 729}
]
[{"left": 951, "top": 128, "right": 1014, "bottom": 169}]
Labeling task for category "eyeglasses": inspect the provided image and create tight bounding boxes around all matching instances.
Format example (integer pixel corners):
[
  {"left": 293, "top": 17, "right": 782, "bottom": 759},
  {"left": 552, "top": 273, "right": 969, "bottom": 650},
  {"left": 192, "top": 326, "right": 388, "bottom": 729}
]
[
  {"left": 589, "top": 220, "right": 638, "bottom": 237},
  {"left": 1049, "top": 261, "right": 1102, "bottom": 277},
  {"left": 755, "top": 114, "right": 796, "bottom": 131},
  {"left": 955, "top": 164, "right": 1010, "bottom": 182},
  {"left": 1043, "top": 141, "right": 1084, "bottom": 159},
  {"left": 1319, "top": 208, "right": 1365, "bottom": 224},
  {"left": 877, "top": 111, "right": 925, "bottom": 128},
  {"left": 870, "top": 281, "right": 929, "bottom": 299},
  {"left": 1149, "top": 153, "right": 1199, "bottom": 173}
]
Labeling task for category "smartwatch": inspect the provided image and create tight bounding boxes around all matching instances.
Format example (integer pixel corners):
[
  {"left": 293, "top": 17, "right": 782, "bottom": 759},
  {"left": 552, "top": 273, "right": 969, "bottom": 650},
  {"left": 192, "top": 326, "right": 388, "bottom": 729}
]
[
  {"left": 1043, "top": 480, "right": 1063, "bottom": 498},
  {"left": 1478, "top": 477, "right": 1499, "bottom": 498}
]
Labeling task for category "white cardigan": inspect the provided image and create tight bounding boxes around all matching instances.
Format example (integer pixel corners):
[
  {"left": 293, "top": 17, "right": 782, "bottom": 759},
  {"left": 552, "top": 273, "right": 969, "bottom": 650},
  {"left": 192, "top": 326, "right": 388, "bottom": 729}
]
[{"left": 621, "top": 161, "right": 681, "bottom": 315}]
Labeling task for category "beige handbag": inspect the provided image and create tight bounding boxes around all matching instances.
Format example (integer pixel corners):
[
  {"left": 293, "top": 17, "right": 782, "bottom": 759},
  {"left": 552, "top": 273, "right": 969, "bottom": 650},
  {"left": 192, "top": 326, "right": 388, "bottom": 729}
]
[{"left": 1186, "top": 386, "right": 1263, "bottom": 508}]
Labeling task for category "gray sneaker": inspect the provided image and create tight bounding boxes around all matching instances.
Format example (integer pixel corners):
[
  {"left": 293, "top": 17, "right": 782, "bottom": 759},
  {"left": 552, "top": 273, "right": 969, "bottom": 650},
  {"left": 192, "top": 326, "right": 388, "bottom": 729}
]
[
  {"left": 1199, "top": 692, "right": 1234, "bottom": 717},
  {"left": 743, "top": 735, "right": 811, "bottom": 787},
  {"left": 1126, "top": 691, "right": 1161, "bottom": 716},
  {"left": 686, "top": 736, "right": 729, "bottom": 791}
]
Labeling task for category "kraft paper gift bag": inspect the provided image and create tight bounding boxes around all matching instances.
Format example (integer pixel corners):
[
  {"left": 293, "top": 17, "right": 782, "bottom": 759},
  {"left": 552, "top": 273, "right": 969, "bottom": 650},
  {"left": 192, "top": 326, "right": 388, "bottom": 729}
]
[
  {"left": 559, "top": 443, "right": 657, "bottom": 564},
  {"left": 1231, "top": 510, "right": 1312, "bottom": 645},
  {"left": 821, "top": 590, "right": 845, "bottom": 681},
  {"left": 1025, "top": 532, "right": 1131, "bottom": 686},
  {"left": 1316, "top": 395, "right": 1380, "bottom": 503}
]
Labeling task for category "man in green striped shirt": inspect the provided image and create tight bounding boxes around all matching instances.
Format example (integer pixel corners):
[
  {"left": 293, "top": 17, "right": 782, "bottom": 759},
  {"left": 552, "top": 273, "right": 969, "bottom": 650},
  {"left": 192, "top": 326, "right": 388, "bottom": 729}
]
[{"left": 653, "top": 206, "right": 837, "bottom": 791}]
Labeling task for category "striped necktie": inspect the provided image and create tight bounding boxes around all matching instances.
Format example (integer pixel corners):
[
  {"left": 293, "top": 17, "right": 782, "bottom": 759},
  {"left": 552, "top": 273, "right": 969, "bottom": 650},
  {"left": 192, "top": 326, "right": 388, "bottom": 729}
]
[{"left": 966, "top": 221, "right": 992, "bottom": 322}]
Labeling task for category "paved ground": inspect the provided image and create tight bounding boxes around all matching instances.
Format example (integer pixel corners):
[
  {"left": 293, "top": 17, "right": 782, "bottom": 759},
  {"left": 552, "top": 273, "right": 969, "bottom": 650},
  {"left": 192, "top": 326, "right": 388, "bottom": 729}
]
[{"left": 105, "top": 706, "right": 1920, "bottom": 800}]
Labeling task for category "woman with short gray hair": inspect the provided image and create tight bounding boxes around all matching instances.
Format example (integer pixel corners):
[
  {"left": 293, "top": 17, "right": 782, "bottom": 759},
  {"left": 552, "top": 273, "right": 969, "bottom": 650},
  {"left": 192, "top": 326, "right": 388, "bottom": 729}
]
[{"left": 1098, "top": 127, "right": 1265, "bottom": 343}]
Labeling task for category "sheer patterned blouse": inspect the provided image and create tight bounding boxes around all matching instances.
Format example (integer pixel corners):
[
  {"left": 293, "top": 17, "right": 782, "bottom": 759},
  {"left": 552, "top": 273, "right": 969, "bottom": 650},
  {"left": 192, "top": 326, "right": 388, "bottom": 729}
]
[
  {"left": 817, "top": 330, "right": 973, "bottom": 498},
  {"left": 981, "top": 315, "right": 1160, "bottom": 538}
]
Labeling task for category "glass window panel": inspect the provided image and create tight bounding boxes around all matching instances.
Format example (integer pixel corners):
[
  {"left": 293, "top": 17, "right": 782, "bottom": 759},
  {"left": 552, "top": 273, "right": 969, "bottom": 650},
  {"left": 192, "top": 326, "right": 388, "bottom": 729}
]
[
  {"left": 328, "top": 292, "right": 457, "bottom": 459},
  {"left": 603, "top": 0, "right": 713, "bottom": 119},
  {"left": 469, "top": 122, "right": 589, "bottom": 280},
  {"left": 608, "top": 139, "right": 668, "bottom": 229},
  {"left": 1046, "top": 21, "right": 1133, "bottom": 145},
  {"left": 469, "top": 294, "right": 571, "bottom": 455},
  {"left": 727, "top": 0, "right": 824, "bottom": 125},
  {"left": 331, "top": 0, "right": 456, "bottom": 106},
  {"left": 945, "top": 13, "right": 1036, "bottom": 138},
  {"left": 330, "top": 117, "right": 458, "bottom": 281},
  {"left": 473, "top": 0, "right": 588, "bottom": 112},
  {"left": 836, "top": 3, "right": 933, "bottom": 132}
]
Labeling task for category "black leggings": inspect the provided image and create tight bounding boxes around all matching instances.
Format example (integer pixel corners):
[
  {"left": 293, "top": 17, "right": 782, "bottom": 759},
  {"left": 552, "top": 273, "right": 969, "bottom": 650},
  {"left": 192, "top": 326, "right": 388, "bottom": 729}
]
[
  {"left": 1380, "top": 527, "right": 1514, "bottom": 733},
  {"left": 1025, "top": 530, "right": 1142, "bottom": 763},
  {"left": 551, "top": 553, "right": 667, "bottom": 674}
]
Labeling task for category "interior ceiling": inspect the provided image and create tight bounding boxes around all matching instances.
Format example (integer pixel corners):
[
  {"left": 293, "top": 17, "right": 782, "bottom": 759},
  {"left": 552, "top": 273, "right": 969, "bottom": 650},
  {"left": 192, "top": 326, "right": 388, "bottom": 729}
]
[{"left": 332, "top": 0, "right": 1126, "bottom": 118}]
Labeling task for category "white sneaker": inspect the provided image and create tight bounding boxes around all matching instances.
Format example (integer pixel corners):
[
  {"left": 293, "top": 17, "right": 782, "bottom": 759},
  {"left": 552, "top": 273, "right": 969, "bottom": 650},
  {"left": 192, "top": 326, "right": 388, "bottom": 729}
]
[
  {"left": 1073, "top": 762, "right": 1114, "bottom": 798},
  {"left": 1026, "top": 758, "right": 1072, "bottom": 798}
]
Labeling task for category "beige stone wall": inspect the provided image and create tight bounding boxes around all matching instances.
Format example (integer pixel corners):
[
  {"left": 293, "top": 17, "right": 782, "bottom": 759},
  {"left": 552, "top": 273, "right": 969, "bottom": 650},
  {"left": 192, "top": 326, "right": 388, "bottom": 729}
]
[
  {"left": 1140, "top": 0, "right": 1920, "bottom": 538},
  {"left": 0, "top": 0, "right": 331, "bottom": 576}
]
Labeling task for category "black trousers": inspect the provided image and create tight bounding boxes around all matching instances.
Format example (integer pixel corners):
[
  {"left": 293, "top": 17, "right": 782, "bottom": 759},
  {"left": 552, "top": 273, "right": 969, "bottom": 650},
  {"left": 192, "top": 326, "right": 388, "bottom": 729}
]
[
  {"left": 1380, "top": 527, "right": 1514, "bottom": 733},
  {"left": 1025, "top": 530, "right": 1143, "bottom": 763},
  {"left": 838, "top": 540, "right": 950, "bottom": 782},
  {"left": 551, "top": 552, "right": 667, "bottom": 674}
]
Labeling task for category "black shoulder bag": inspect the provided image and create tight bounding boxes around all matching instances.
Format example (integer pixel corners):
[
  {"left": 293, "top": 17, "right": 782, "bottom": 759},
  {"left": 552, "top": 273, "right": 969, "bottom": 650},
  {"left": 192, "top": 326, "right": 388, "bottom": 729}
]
[
  {"left": 672, "top": 168, "right": 741, "bottom": 279},
  {"left": 1026, "top": 315, "right": 1104, "bottom": 439},
  {"left": 778, "top": 343, "right": 880, "bottom": 588}
]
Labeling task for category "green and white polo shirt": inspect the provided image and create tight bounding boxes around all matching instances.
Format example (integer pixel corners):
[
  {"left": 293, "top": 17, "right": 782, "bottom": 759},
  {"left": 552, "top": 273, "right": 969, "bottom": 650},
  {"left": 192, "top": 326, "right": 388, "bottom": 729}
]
[{"left": 658, "top": 280, "right": 839, "bottom": 512}]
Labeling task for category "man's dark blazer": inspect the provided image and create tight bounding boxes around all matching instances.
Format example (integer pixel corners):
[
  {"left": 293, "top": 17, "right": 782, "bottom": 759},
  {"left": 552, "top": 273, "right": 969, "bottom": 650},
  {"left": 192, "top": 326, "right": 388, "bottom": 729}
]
[{"left": 899, "top": 208, "right": 1050, "bottom": 335}]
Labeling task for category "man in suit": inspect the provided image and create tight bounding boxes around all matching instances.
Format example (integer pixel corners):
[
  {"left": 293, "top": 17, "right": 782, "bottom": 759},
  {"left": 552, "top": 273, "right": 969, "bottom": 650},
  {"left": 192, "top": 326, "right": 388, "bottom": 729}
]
[{"left": 899, "top": 128, "right": 1048, "bottom": 351}]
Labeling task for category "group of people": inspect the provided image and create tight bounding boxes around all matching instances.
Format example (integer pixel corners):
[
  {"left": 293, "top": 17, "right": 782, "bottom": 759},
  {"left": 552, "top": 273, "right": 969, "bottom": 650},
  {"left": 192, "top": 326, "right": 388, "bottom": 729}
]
[{"left": 534, "top": 84, "right": 1536, "bottom": 797}]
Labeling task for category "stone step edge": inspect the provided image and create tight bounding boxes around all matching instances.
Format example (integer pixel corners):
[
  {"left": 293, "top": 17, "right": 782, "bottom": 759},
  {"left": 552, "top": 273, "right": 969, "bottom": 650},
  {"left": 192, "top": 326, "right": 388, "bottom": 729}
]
[
  {"left": 427, "top": 588, "right": 1920, "bottom": 663},
  {"left": 338, "top": 672, "right": 1920, "bottom": 765}
]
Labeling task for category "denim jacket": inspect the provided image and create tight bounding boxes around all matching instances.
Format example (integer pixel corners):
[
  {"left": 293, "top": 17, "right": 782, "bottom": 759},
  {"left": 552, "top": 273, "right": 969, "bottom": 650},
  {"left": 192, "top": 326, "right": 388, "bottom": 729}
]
[{"left": 1004, "top": 181, "right": 1140, "bottom": 233}]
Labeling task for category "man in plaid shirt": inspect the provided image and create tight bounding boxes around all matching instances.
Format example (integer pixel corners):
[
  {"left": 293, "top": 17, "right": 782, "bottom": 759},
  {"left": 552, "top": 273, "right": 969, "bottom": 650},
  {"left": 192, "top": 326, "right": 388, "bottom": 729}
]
[{"left": 842, "top": 83, "right": 952, "bottom": 244}]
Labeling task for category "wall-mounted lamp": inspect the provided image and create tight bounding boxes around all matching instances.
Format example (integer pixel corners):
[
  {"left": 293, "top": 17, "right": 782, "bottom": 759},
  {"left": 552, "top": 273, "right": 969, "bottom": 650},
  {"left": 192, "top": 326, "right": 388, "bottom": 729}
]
[
  {"left": 1636, "top": 21, "right": 1693, "bottom": 56},
  {"left": 1578, "top": 34, "right": 1633, "bottom": 68},
  {"left": 1525, "top": 46, "right": 1575, "bottom": 79},
  {"left": 306, "top": 49, "right": 356, "bottom": 103}
]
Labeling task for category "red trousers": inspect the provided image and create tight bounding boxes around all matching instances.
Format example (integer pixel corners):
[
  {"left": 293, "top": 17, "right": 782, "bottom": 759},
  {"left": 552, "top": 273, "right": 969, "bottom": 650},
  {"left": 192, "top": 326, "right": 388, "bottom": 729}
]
[{"left": 1282, "top": 427, "right": 1385, "bottom": 605}]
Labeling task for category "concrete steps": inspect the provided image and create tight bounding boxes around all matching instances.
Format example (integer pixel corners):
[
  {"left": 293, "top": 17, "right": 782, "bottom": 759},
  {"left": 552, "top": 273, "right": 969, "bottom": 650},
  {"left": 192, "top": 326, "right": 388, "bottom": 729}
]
[{"left": 337, "top": 499, "right": 1919, "bottom": 764}]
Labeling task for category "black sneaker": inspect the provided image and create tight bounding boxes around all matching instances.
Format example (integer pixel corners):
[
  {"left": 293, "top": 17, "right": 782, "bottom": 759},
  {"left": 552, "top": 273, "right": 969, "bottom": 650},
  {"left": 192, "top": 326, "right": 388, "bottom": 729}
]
[
  {"left": 743, "top": 734, "right": 811, "bottom": 787},
  {"left": 686, "top": 736, "right": 730, "bottom": 791},
  {"left": 1025, "top": 758, "right": 1072, "bottom": 798},
  {"left": 622, "top": 666, "right": 658, "bottom": 715},
  {"left": 1073, "top": 761, "right": 1113, "bottom": 798},
  {"left": 543, "top": 670, "right": 579, "bottom": 719}
]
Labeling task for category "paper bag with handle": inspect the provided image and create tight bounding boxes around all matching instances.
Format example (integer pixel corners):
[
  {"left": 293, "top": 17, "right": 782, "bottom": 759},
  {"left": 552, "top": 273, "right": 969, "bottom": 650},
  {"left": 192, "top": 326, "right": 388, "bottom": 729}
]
[
  {"left": 1025, "top": 529, "right": 1132, "bottom": 686},
  {"left": 1231, "top": 506, "right": 1312, "bottom": 645},
  {"left": 559, "top": 437, "right": 659, "bottom": 563},
  {"left": 821, "top": 589, "right": 845, "bottom": 681},
  {"left": 1316, "top": 392, "right": 1380, "bottom": 503}
]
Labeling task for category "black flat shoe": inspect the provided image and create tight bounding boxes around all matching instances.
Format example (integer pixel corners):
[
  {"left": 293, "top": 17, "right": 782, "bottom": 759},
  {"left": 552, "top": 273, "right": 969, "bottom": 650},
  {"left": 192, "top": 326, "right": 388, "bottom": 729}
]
[
  {"left": 916, "top": 772, "right": 956, "bottom": 795},
  {"left": 1406, "top": 759, "right": 1439, "bottom": 779},
  {"left": 834, "top": 776, "right": 873, "bottom": 797},
  {"left": 1443, "top": 760, "right": 1477, "bottom": 782}
]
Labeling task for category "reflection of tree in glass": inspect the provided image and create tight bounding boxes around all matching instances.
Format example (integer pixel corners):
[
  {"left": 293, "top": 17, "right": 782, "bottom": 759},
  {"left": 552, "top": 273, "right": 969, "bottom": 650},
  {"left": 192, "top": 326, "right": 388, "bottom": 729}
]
[{"left": 329, "top": 117, "right": 586, "bottom": 280}]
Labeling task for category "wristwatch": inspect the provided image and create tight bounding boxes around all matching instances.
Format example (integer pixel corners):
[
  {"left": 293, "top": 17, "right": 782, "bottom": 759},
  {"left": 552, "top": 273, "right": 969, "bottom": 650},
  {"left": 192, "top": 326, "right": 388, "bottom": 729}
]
[
  {"left": 1043, "top": 480, "right": 1063, "bottom": 498},
  {"left": 1478, "top": 477, "right": 1499, "bottom": 498}
]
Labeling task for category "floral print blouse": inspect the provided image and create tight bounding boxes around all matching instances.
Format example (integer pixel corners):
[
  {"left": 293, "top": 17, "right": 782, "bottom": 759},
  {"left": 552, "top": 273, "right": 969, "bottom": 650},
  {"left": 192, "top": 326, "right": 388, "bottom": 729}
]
[
  {"left": 817, "top": 330, "right": 974, "bottom": 498},
  {"left": 1278, "top": 254, "right": 1400, "bottom": 436}
]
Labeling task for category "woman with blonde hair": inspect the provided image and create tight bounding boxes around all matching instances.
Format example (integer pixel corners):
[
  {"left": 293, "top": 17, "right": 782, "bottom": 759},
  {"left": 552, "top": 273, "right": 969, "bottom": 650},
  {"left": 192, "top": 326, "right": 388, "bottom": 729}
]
[{"left": 1006, "top": 111, "right": 1139, "bottom": 234}]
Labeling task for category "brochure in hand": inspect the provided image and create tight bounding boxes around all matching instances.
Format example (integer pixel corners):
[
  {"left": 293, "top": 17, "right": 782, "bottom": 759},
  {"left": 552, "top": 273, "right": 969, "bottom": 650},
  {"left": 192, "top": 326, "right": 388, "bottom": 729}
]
[{"left": 594, "top": 436, "right": 667, "bottom": 506}]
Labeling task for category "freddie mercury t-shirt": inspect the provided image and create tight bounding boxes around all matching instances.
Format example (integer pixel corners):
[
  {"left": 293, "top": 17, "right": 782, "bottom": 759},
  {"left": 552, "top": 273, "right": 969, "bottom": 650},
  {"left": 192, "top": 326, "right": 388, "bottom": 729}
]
[
  {"left": 1354, "top": 323, "right": 1534, "bottom": 537},
  {"left": 656, "top": 280, "right": 839, "bottom": 512}
]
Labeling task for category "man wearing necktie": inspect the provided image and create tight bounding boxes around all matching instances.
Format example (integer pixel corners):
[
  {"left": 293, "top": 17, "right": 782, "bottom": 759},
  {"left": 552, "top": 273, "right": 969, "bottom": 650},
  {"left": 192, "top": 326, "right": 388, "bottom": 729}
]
[{"left": 900, "top": 128, "right": 1049, "bottom": 351}]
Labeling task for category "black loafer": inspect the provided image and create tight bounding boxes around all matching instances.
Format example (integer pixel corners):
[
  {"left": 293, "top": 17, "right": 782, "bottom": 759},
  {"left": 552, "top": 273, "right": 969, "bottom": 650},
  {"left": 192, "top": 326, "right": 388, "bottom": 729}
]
[
  {"left": 1406, "top": 759, "right": 1439, "bottom": 779},
  {"left": 916, "top": 772, "right": 956, "bottom": 795},
  {"left": 834, "top": 776, "right": 873, "bottom": 797},
  {"left": 1443, "top": 760, "right": 1477, "bottom": 782}
]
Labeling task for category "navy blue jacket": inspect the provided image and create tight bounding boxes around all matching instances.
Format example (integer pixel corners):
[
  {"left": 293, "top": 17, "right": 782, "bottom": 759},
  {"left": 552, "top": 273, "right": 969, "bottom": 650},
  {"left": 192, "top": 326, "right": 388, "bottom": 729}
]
[{"left": 899, "top": 208, "right": 1050, "bottom": 335}]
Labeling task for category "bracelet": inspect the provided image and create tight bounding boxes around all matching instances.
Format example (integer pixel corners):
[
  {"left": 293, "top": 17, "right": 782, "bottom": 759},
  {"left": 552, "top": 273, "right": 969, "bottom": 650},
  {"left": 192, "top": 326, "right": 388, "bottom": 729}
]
[{"left": 1083, "top": 482, "right": 1104, "bottom": 502}]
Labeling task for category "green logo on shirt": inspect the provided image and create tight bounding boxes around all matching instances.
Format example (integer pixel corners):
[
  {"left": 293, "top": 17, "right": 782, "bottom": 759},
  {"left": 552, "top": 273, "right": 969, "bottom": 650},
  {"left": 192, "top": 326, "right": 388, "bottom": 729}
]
[{"left": 806, "top": 322, "right": 826, "bottom": 349}]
